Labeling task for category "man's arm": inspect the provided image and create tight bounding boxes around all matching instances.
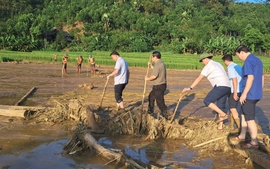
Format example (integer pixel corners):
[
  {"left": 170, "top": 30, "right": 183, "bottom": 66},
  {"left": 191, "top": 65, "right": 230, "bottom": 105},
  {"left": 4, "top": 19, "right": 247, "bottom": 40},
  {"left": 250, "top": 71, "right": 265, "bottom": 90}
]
[
  {"left": 182, "top": 74, "right": 204, "bottom": 92},
  {"left": 240, "top": 75, "right": 254, "bottom": 104},
  {"left": 232, "top": 77, "right": 239, "bottom": 101},
  {"left": 145, "top": 75, "right": 157, "bottom": 81},
  {"left": 107, "top": 69, "right": 119, "bottom": 79}
]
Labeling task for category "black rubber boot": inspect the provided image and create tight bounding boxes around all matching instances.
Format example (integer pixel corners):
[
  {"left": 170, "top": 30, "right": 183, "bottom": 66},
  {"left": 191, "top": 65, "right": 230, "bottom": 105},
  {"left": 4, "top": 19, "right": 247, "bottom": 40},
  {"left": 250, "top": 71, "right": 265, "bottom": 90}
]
[
  {"left": 161, "top": 110, "right": 168, "bottom": 120},
  {"left": 147, "top": 105, "right": 154, "bottom": 115}
]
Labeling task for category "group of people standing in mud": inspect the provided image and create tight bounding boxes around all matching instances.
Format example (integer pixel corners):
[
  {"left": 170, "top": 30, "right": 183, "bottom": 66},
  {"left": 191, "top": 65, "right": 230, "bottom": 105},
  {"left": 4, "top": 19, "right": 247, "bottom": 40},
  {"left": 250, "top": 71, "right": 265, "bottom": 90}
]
[
  {"left": 108, "top": 45, "right": 264, "bottom": 150},
  {"left": 53, "top": 53, "right": 96, "bottom": 77}
]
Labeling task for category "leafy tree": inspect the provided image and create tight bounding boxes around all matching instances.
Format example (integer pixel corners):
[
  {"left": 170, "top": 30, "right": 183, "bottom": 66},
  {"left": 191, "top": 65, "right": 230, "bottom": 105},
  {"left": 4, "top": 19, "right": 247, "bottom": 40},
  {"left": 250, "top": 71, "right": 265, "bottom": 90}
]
[{"left": 242, "top": 25, "right": 265, "bottom": 53}]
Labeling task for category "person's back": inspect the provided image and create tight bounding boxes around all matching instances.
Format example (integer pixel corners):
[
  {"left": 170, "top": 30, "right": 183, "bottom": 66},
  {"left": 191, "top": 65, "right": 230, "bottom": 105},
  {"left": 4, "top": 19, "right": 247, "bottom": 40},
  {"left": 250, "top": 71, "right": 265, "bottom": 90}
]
[
  {"left": 201, "top": 60, "right": 230, "bottom": 87},
  {"left": 78, "top": 56, "right": 83, "bottom": 64}
]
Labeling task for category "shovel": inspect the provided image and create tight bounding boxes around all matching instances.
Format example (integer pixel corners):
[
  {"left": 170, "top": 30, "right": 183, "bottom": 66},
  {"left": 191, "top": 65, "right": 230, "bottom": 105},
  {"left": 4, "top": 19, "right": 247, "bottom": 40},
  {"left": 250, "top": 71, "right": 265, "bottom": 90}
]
[
  {"left": 170, "top": 93, "right": 184, "bottom": 123},
  {"left": 98, "top": 77, "right": 109, "bottom": 110},
  {"left": 141, "top": 55, "right": 152, "bottom": 111}
]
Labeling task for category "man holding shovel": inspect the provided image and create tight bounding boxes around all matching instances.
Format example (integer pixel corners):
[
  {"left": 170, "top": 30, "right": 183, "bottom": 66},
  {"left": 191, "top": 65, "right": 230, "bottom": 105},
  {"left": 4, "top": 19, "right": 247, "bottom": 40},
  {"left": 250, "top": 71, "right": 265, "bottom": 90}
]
[
  {"left": 145, "top": 51, "right": 168, "bottom": 119},
  {"left": 107, "top": 51, "right": 129, "bottom": 113}
]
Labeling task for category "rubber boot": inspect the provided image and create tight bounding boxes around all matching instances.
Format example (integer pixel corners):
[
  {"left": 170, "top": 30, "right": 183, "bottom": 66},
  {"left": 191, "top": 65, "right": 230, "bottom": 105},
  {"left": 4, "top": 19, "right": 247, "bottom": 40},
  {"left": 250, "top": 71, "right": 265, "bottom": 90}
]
[
  {"left": 230, "top": 118, "right": 241, "bottom": 134},
  {"left": 148, "top": 105, "right": 154, "bottom": 115},
  {"left": 161, "top": 110, "right": 168, "bottom": 120},
  {"left": 230, "top": 114, "right": 235, "bottom": 129},
  {"left": 116, "top": 103, "right": 120, "bottom": 111}
]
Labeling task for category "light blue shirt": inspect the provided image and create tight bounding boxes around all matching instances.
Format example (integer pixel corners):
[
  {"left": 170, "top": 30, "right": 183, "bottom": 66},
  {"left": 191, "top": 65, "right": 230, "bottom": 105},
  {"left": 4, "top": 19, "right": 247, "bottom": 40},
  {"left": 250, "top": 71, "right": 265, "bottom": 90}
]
[
  {"left": 227, "top": 62, "right": 242, "bottom": 93},
  {"left": 114, "top": 57, "right": 129, "bottom": 85}
]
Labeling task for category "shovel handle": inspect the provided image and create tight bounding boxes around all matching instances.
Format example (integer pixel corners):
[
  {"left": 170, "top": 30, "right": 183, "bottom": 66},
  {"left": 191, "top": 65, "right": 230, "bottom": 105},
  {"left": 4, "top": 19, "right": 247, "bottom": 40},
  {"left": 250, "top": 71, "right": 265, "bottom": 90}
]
[
  {"left": 170, "top": 94, "right": 184, "bottom": 123},
  {"left": 99, "top": 78, "right": 109, "bottom": 108}
]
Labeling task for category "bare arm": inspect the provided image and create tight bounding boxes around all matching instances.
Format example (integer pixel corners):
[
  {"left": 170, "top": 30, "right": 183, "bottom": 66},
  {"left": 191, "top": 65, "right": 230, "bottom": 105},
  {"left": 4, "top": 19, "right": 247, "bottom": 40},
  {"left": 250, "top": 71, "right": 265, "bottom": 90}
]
[
  {"left": 240, "top": 75, "right": 254, "bottom": 104},
  {"left": 232, "top": 77, "right": 239, "bottom": 101},
  {"left": 182, "top": 74, "right": 204, "bottom": 92},
  {"left": 262, "top": 75, "right": 264, "bottom": 88},
  {"left": 145, "top": 75, "right": 157, "bottom": 81},
  {"left": 107, "top": 69, "right": 119, "bottom": 79}
]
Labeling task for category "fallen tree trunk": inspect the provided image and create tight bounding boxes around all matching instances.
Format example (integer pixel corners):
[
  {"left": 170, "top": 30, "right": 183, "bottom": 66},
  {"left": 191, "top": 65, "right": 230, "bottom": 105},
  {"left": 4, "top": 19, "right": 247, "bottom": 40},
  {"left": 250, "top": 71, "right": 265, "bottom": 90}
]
[
  {"left": 0, "top": 109, "right": 26, "bottom": 118},
  {"left": 0, "top": 105, "right": 47, "bottom": 111},
  {"left": 233, "top": 143, "right": 270, "bottom": 168},
  {"left": 0, "top": 105, "right": 49, "bottom": 118},
  {"left": 81, "top": 133, "right": 163, "bottom": 169}
]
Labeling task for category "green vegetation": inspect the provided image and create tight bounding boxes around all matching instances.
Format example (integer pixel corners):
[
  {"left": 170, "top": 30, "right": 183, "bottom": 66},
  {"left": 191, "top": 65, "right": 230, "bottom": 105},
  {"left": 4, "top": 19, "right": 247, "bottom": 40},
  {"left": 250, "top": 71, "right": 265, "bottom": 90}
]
[
  {"left": 0, "top": 0, "right": 270, "bottom": 55},
  {"left": 1, "top": 50, "right": 270, "bottom": 73}
]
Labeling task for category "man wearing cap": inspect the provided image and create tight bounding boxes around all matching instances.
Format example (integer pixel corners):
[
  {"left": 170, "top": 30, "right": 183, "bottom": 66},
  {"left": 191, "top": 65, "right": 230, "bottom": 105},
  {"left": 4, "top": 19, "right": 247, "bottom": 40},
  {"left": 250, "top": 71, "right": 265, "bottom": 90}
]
[{"left": 182, "top": 53, "right": 231, "bottom": 129}]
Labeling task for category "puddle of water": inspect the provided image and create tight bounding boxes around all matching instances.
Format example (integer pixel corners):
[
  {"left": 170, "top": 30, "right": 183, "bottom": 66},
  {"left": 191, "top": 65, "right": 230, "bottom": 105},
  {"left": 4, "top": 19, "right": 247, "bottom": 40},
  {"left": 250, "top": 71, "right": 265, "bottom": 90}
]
[{"left": 0, "top": 135, "right": 213, "bottom": 169}]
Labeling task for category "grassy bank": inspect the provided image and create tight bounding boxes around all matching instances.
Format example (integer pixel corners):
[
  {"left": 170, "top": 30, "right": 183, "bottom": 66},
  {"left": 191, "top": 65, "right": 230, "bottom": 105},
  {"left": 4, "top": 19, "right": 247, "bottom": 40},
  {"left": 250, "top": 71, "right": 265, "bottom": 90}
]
[{"left": 1, "top": 50, "right": 270, "bottom": 72}]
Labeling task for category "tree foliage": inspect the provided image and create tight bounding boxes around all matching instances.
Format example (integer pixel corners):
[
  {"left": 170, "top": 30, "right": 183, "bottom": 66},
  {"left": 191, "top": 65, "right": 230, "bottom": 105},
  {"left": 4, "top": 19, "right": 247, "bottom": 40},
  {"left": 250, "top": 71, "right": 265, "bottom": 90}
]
[{"left": 0, "top": 0, "right": 269, "bottom": 54}]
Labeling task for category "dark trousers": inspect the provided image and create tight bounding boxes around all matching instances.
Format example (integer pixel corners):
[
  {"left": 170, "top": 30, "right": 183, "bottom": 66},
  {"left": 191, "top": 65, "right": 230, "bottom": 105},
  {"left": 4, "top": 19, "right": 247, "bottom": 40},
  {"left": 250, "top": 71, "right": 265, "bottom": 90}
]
[
  {"left": 204, "top": 85, "right": 230, "bottom": 113},
  {"left": 148, "top": 83, "right": 167, "bottom": 112},
  {"left": 114, "top": 83, "right": 127, "bottom": 103}
]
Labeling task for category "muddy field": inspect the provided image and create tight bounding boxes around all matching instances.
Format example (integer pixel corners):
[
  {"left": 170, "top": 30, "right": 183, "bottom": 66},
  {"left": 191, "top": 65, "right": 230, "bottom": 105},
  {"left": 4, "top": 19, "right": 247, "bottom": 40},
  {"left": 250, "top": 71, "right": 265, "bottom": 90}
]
[{"left": 0, "top": 61, "right": 269, "bottom": 168}]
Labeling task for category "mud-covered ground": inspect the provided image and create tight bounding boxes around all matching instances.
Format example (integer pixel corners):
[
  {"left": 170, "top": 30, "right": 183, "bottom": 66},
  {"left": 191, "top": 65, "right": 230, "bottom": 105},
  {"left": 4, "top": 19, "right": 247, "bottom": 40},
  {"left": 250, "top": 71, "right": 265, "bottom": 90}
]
[{"left": 0, "top": 61, "right": 269, "bottom": 168}]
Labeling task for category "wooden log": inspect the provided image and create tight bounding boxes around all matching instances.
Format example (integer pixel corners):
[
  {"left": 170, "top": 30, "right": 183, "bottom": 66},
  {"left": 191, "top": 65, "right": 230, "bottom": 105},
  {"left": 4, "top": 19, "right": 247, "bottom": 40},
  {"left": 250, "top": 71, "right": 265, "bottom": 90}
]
[
  {"left": 0, "top": 105, "right": 47, "bottom": 111},
  {"left": 81, "top": 133, "right": 163, "bottom": 169},
  {"left": 233, "top": 144, "right": 270, "bottom": 168},
  {"left": 0, "top": 109, "right": 26, "bottom": 118},
  {"left": 0, "top": 105, "right": 49, "bottom": 118},
  {"left": 229, "top": 138, "right": 270, "bottom": 168},
  {"left": 15, "top": 87, "right": 36, "bottom": 106}
]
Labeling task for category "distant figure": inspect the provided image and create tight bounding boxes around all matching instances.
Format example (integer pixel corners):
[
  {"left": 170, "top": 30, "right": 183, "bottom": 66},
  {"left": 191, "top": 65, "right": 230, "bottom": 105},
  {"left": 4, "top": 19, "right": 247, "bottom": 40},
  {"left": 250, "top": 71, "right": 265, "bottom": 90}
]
[
  {"left": 77, "top": 55, "right": 83, "bottom": 75},
  {"left": 62, "top": 54, "right": 68, "bottom": 77},
  {"left": 53, "top": 54, "right": 58, "bottom": 63},
  {"left": 88, "top": 55, "right": 95, "bottom": 75}
]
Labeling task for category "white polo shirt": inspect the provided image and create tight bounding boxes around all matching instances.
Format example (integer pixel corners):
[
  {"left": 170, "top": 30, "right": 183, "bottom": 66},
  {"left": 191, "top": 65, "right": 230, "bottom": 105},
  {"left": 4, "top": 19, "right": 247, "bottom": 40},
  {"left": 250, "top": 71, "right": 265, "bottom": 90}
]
[
  {"left": 114, "top": 57, "right": 129, "bottom": 85},
  {"left": 201, "top": 60, "right": 230, "bottom": 87}
]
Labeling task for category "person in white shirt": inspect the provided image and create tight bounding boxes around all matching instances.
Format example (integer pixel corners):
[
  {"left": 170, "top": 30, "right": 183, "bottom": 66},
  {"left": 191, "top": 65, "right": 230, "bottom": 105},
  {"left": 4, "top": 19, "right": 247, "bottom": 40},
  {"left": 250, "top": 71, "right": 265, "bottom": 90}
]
[
  {"left": 107, "top": 51, "right": 130, "bottom": 113},
  {"left": 182, "top": 53, "right": 231, "bottom": 130}
]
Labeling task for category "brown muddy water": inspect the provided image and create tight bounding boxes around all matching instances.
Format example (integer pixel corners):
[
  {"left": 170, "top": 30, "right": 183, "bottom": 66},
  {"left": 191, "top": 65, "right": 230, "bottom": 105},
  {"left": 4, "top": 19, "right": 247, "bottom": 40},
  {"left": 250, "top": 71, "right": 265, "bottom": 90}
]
[
  {"left": 0, "top": 134, "right": 231, "bottom": 169},
  {"left": 0, "top": 62, "right": 266, "bottom": 168}
]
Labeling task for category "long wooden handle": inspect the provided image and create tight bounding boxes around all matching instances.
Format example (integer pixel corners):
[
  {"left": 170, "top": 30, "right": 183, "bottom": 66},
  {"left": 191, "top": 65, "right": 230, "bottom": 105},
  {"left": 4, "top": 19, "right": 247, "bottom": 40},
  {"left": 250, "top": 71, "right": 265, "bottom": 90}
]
[
  {"left": 170, "top": 94, "right": 184, "bottom": 123},
  {"left": 141, "top": 55, "right": 152, "bottom": 111},
  {"left": 99, "top": 78, "right": 109, "bottom": 108}
]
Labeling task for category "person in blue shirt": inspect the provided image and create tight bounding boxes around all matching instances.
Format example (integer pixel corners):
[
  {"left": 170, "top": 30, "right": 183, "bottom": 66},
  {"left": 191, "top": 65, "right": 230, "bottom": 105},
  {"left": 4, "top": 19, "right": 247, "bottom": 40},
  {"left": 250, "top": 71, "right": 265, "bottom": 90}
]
[
  {"left": 232, "top": 45, "right": 264, "bottom": 149},
  {"left": 107, "top": 51, "right": 130, "bottom": 113},
  {"left": 222, "top": 54, "right": 242, "bottom": 134}
]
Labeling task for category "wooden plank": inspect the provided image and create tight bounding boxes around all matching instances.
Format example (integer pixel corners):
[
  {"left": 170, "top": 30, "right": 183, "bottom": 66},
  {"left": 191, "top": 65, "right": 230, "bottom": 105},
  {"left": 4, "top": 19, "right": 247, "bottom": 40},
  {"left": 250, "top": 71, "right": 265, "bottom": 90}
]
[
  {"left": 0, "top": 105, "right": 47, "bottom": 111},
  {"left": 15, "top": 87, "right": 36, "bottom": 106},
  {"left": 0, "top": 109, "right": 26, "bottom": 118}
]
